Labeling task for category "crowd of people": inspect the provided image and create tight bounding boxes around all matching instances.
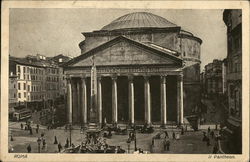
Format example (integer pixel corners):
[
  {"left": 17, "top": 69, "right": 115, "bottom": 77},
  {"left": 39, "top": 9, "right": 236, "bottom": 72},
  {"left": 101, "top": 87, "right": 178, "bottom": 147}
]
[{"left": 15, "top": 121, "right": 223, "bottom": 154}]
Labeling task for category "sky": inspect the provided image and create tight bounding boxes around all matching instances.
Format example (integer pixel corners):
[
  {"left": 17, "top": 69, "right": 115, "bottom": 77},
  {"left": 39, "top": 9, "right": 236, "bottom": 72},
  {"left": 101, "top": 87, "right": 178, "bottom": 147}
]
[{"left": 9, "top": 8, "right": 227, "bottom": 70}]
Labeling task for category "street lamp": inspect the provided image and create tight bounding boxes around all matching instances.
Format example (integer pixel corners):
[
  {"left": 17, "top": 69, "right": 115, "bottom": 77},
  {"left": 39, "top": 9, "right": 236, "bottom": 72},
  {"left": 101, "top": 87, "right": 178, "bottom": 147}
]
[
  {"left": 134, "top": 129, "right": 137, "bottom": 151},
  {"left": 69, "top": 124, "right": 72, "bottom": 146},
  {"left": 37, "top": 137, "right": 41, "bottom": 153},
  {"left": 126, "top": 138, "right": 131, "bottom": 154}
]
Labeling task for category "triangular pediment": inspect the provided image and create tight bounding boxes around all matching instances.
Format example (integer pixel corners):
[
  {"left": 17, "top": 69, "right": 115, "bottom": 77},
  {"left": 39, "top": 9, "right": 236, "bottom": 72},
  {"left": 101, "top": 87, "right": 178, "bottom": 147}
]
[{"left": 65, "top": 36, "right": 182, "bottom": 67}]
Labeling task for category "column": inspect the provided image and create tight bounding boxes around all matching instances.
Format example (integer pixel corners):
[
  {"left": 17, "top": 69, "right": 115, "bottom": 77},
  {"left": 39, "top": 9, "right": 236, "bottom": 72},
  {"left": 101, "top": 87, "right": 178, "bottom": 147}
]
[
  {"left": 81, "top": 77, "right": 87, "bottom": 126},
  {"left": 112, "top": 76, "right": 118, "bottom": 124},
  {"left": 97, "top": 77, "right": 102, "bottom": 125},
  {"left": 161, "top": 76, "right": 167, "bottom": 127},
  {"left": 177, "top": 75, "right": 184, "bottom": 125},
  {"left": 67, "top": 77, "right": 72, "bottom": 124},
  {"left": 144, "top": 76, "right": 151, "bottom": 125},
  {"left": 76, "top": 80, "right": 81, "bottom": 123},
  {"left": 128, "top": 75, "right": 134, "bottom": 125}
]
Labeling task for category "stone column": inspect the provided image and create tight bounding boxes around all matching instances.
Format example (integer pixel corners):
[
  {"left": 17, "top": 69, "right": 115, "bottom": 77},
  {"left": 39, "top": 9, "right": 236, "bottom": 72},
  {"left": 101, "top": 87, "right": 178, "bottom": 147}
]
[
  {"left": 76, "top": 80, "right": 81, "bottom": 123},
  {"left": 144, "top": 76, "right": 151, "bottom": 125},
  {"left": 161, "top": 76, "right": 167, "bottom": 127},
  {"left": 97, "top": 77, "right": 102, "bottom": 126},
  {"left": 128, "top": 75, "right": 134, "bottom": 125},
  {"left": 67, "top": 77, "right": 72, "bottom": 124},
  {"left": 177, "top": 75, "right": 184, "bottom": 125},
  {"left": 81, "top": 77, "right": 87, "bottom": 126},
  {"left": 112, "top": 76, "right": 118, "bottom": 124}
]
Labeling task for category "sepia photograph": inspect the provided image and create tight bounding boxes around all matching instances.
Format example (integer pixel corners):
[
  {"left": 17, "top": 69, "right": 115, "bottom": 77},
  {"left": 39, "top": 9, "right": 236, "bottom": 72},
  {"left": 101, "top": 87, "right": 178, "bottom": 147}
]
[{"left": 1, "top": 1, "right": 249, "bottom": 162}]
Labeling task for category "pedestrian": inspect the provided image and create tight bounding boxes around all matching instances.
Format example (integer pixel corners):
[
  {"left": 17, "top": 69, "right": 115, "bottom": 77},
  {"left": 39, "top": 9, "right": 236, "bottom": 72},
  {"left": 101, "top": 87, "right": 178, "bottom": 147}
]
[
  {"left": 152, "top": 138, "right": 154, "bottom": 146},
  {"left": 29, "top": 128, "right": 33, "bottom": 135},
  {"left": 10, "top": 135, "right": 14, "bottom": 141},
  {"left": 41, "top": 132, "right": 44, "bottom": 137},
  {"left": 36, "top": 128, "right": 39, "bottom": 134},
  {"left": 21, "top": 123, "right": 23, "bottom": 130},
  {"left": 47, "top": 125, "right": 50, "bottom": 131},
  {"left": 210, "top": 131, "right": 214, "bottom": 139},
  {"left": 202, "top": 134, "right": 207, "bottom": 142},
  {"left": 208, "top": 126, "right": 210, "bottom": 134},
  {"left": 27, "top": 144, "right": 31, "bottom": 153},
  {"left": 58, "top": 142, "right": 62, "bottom": 152},
  {"left": 166, "top": 139, "right": 170, "bottom": 151},
  {"left": 42, "top": 139, "right": 46, "bottom": 150},
  {"left": 66, "top": 138, "right": 69, "bottom": 148},
  {"left": 212, "top": 144, "right": 218, "bottom": 154},
  {"left": 37, "top": 124, "right": 39, "bottom": 130},
  {"left": 215, "top": 124, "right": 218, "bottom": 130},
  {"left": 54, "top": 136, "right": 58, "bottom": 144},
  {"left": 206, "top": 138, "right": 210, "bottom": 146},
  {"left": 164, "top": 131, "right": 169, "bottom": 138},
  {"left": 181, "top": 127, "right": 184, "bottom": 135},
  {"left": 172, "top": 132, "right": 176, "bottom": 140}
]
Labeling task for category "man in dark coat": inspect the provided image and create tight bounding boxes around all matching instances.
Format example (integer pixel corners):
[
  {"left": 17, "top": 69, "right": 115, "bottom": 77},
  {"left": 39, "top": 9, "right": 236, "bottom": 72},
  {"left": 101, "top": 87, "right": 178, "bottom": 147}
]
[
  {"left": 181, "top": 127, "right": 184, "bottom": 135},
  {"left": 172, "top": 132, "right": 176, "bottom": 140},
  {"left": 29, "top": 128, "right": 33, "bottom": 135},
  {"left": 58, "top": 143, "right": 62, "bottom": 152},
  {"left": 21, "top": 123, "right": 23, "bottom": 130},
  {"left": 54, "top": 136, "right": 58, "bottom": 144},
  {"left": 27, "top": 144, "right": 31, "bottom": 153},
  {"left": 165, "top": 139, "right": 170, "bottom": 151},
  {"left": 164, "top": 131, "right": 169, "bottom": 138}
]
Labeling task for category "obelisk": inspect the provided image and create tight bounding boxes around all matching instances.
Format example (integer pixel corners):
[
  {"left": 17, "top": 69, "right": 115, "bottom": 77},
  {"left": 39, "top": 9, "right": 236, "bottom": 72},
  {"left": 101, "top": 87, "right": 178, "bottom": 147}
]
[{"left": 89, "top": 56, "right": 98, "bottom": 128}]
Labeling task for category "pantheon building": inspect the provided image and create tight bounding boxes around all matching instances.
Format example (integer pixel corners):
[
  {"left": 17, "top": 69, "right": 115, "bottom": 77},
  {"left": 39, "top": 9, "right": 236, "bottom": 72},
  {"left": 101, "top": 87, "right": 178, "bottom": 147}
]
[{"left": 64, "top": 12, "right": 202, "bottom": 127}]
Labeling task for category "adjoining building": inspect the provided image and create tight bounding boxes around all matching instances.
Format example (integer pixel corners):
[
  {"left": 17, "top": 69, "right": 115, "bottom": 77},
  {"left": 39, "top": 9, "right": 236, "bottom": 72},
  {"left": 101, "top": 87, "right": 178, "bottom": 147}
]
[
  {"left": 9, "top": 72, "right": 18, "bottom": 114},
  {"left": 223, "top": 9, "right": 242, "bottom": 154},
  {"left": 63, "top": 12, "right": 202, "bottom": 127},
  {"left": 9, "top": 54, "right": 71, "bottom": 111},
  {"left": 203, "top": 59, "right": 224, "bottom": 98}
]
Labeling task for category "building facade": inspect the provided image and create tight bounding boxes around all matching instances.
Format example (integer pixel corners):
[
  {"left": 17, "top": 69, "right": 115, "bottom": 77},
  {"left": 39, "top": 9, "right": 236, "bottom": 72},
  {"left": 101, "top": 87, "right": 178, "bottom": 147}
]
[
  {"left": 9, "top": 54, "right": 71, "bottom": 110},
  {"left": 203, "top": 59, "right": 223, "bottom": 98},
  {"left": 223, "top": 9, "right": 242, "bottom": 154},
  {"left": 9, "top": 73, "right": 18, "bottom": 107},
  {"left": 64, "top": 12, "right": 202, "bottom": 127}
]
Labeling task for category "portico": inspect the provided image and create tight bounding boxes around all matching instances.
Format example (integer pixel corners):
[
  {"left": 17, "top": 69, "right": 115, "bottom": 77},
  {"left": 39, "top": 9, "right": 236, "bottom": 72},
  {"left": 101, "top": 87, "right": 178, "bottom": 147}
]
[
  {"left": 66, "top": 69, "right": 183, "bottom": 127},
  {"left": 64, "top": 36, "right": 184, "bottom": 127}
]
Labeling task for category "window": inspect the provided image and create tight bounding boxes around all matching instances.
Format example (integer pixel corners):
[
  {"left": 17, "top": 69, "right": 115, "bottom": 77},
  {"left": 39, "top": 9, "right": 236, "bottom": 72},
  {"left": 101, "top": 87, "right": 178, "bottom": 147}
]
[
  {"left": 18, "top": 83, "right": 21, "bottom": 90},
  {"left": 18, "top": 93, "right": 21, "bottom": 98},
  {"left": 24, "top": 92, "right": 26, "bottom": 98},
  {"left": 23, "top": 83, "right": 26, "bottom": 90},
  {"left": 14, "top": 94, "right": 16, "bottom": 98},
  {"left": 23, "top": 67, "right": 26, "bottom": 73},
  {"left": 17, "top": 66, "right": 21, "bottom": 72},
  {"left": 28, "top": 85, "right": 30, "bottom": 92},
  {"left": 18, "top": 74, "right": 20, "bottom": 79},
  {"left": 14, "top": 84, "right": 16, "bottom": 89},
  {"left": 24, "top": 74, "right": 26, "bottom": 80}
]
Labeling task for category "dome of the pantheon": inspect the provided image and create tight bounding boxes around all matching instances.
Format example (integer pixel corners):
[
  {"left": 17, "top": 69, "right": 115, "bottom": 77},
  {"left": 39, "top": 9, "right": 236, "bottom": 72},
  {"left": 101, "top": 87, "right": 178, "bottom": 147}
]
[{"left": 101, "top": 12, "right": 177, "bottom": 31}]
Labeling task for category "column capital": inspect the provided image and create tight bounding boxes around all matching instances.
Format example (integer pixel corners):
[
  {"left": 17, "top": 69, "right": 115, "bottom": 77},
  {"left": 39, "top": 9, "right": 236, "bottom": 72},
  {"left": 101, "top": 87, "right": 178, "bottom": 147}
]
[
  {"left": 111, "top": 75, "right": 117, "bottom": 80},
  {"left": 80, "top": 75, "right": 87, "bottom": 80},
  {"left": 97, "top": 76, "right": 102, "bottom": 82},
  {"left": 66, "top": 77, "right": 72, "bottom": 83},
  {"left": 177, "top": 74, "right": 183, "bottom": 82},
  {"left": 128, "top": 75, "right": 134, "bottom": 82},
  {"left": 143, "top": 75, "right": 150, "bottom": 81},
  {"left": 160, "top": 75, "right": 167, "bottom": 84}
]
